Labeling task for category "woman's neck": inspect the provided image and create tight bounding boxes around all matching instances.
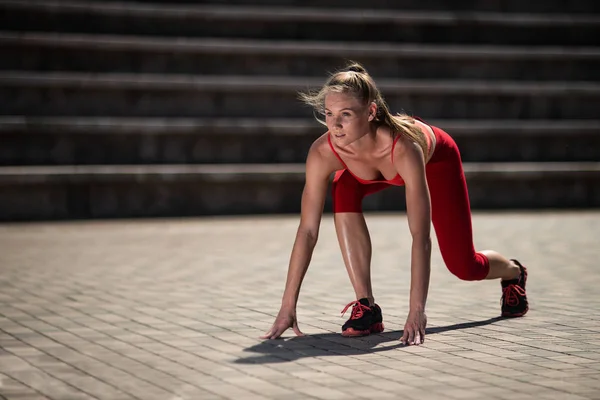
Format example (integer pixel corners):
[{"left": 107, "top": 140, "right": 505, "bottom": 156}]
[{"left": 347, "top": 124, "right": 383, "bottom": 154}]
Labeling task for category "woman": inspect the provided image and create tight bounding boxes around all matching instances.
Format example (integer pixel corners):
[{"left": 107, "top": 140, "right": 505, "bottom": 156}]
[{"left": 261, "top": 63, "right": 528, "bottom": 345}]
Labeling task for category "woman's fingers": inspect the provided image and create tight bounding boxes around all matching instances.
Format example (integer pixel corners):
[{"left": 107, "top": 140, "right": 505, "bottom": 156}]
[
  {"left": 259, "top": 328, "right": 274, "bottom": 339},
  {"left": 401, "top": 327, "right": 414, "bottom": 345},
  {"left": 271, "top": 325, "right": 288, "bottom": 339},
  {"left": 263, "top": 323, "right": 293, "bottom": 340},
  {"left": 401, "top": 328, "right": 409, "bottom": 345},
  {"left": 407, "top": 327, "right": 415, "bottom": 345},
  {"left": 410, "top": 323, "right": 426, "bottom": 345},
  {"left": 401, "top": 325, "right": 426, "bottom": 345},
  {"left": 414, "top": 332, "right": 421, "bottom": 345},
  {"left": 261, "top": 311, "right": 303, "bottom": 340}
]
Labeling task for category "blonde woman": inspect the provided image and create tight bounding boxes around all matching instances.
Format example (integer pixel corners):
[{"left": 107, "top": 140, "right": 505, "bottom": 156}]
[{"left": 261, "top": 63, "right": 528, "bottom": 345}]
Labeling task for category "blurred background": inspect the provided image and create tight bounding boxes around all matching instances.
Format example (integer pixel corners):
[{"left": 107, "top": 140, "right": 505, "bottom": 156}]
[{"left": 0, "top": 0, "right": 599, "bottom": 221}]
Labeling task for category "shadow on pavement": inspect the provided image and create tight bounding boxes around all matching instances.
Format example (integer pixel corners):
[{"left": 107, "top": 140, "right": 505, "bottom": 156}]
[{"left": 235, "top": 316, "right": 504, "bottom": 364}]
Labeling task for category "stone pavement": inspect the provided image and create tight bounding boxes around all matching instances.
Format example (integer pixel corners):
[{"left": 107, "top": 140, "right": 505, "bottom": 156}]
[{"left": 0, "top": 211, "right": 599, "bottom": 400}]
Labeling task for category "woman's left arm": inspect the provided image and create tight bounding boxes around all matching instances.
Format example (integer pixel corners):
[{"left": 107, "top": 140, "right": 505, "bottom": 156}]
[{"left": 393, "top": 136, "right": 432, "bottom": 345}]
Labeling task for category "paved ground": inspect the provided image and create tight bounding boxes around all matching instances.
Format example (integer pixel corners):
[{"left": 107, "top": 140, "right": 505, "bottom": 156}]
[{"left": 0, "top": 211, "right": 599, "bottom": 400}]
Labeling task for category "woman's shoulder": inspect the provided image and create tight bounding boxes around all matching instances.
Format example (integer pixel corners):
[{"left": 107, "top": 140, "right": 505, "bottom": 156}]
[
  {"left": 309, "top": 131, "right": 334, "bottom": 157},
  {"left": 307, "top": 131, "right": 342, "bottom": 171}
]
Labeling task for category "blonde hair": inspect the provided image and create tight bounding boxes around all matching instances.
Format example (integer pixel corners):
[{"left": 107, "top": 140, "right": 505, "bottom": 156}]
[{"left": 299, "top": 62, "right": 428, "bottom": 157}]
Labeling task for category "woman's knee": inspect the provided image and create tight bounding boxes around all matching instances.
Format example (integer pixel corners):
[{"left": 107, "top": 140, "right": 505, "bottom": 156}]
[
  {"left": 447, "top": 267, "right": 483, "bottom": 281},
  {"left": 445, "top": 253, "right": 489, "bottom": 281}
]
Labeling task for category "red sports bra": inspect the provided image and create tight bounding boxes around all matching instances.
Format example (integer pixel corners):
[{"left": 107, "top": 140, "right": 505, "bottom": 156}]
[{"left": 327, "top": 121, "right": 433, "bottom": 186}]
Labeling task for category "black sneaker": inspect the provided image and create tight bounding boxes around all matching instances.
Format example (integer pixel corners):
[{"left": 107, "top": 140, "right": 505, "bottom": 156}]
[
  {"left": 341, "top": 298, "right": 384, "bottom": 337},
  {"left": 501, "top": 259, "right": 529, "bottom": 318}
]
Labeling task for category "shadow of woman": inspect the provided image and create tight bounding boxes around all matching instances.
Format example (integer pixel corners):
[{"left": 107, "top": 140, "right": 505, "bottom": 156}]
[{"left": 235, "top": 316, "right": 504, "bottom": 364}]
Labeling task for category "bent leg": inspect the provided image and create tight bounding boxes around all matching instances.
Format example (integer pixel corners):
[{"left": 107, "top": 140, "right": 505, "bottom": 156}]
[
  {"left": 426, "top": 130, "right": 520, "bottom": 281},
  {"left": 426, "top": 148, "right": 488, "bottom": 280}
]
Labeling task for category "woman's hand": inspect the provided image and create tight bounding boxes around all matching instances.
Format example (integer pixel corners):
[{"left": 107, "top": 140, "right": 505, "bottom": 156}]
[
  {"left": 260, "top": 307, "right": 305, "bottom": 340},
  {"left": 401, "top": 309, "right": 427, "bottom": 345}
]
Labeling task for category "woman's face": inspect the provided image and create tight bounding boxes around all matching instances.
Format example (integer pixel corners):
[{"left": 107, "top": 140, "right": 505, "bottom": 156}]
[{"left": 324, "top": 92, "right": 372, "bottom": 146}]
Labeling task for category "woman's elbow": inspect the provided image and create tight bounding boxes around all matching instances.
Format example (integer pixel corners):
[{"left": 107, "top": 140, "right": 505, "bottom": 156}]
[
  {"left": 411, "top": 231, "right": 431, "bottom": 246},
  {"left": 297, "top": 225, "right": 319, "bottom": 245}
]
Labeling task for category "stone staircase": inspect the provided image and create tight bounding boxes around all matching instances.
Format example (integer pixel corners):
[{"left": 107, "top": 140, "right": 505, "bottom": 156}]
[{"left": 1, "top": 0, "right": 599, "bottom": 221}]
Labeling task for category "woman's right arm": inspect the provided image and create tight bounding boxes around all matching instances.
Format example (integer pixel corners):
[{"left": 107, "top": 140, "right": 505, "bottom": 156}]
[
  {"left": 261, "top": 138, "right": 333, "bottom": 339},
  {"left": 281, "top": 140, "right": 331, "bottom": 309}
]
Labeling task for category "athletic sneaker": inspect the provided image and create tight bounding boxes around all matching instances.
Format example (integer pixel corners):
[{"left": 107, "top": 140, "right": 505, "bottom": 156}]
[
  {"left": 501, "top": 259, "right": 529, "bottom": 318},
  {"left": 341, "top": 298, "right": 384, "bottom": 337}
]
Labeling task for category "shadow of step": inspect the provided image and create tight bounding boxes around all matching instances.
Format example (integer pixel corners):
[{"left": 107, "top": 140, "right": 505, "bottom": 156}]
[
  {"left": 1, "top": 117, "right": 599, "bottom": 165},
  {"left": 1, "top": 163, "right": 599, "bottom": 221},
  {"left": 3, "top": 32, "right": 599, "bottom": 81},
  {"left": 1, "top": 73, "right": 599, "bottom": 119},
  {"left": 1, "top": 1, "right": 599, "bottom": 45}
]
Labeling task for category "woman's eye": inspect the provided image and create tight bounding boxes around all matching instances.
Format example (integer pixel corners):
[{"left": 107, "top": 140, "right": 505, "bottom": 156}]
[{"left": 343, "top": 113, "right": 351, "bottom": 117}]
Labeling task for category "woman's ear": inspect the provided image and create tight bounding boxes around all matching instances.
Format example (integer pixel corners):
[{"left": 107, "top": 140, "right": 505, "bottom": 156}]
[{"left": 369, "top": 102, "right": 378, "bottom": 121}]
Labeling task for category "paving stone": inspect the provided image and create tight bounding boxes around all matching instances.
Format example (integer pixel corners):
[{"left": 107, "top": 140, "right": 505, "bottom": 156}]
[{"left": 1, "top": 212, "right": 600, "bottom": 399}]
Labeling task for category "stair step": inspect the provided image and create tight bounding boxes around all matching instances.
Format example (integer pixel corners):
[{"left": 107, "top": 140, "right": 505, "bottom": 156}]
[
  {"left": 4, "top": 71, "right": 599, "bottom": 94},
  {"left": 0, "top": 164, "right": 308, "bottom": 183},
  {"left": 1, "top": 163, "right": 599, "bottom": 221},
  {"left": 59, "top": 0, "right": 600, "bottom": 13},
  {"left": 3, "top": 32, "right": 599, "bottom": 80},
  {"left": 5, "top": 32, "right": 600, "bottom": 58},
  {"left": 4, "top": 1, "right": 597, "bottom": 22},
  {"left": 2, "top": 72, "right": 598, "bottom": 119},
  {"left": 1, "top": 117, "right": 599, "bottom": 164},
  {"left": 2, "top": 1, "right": 599, "bottom": 45},
  {"left": 2, "top": 117, "right": 598, "bottom": 135},
  {"left": 2, "top": 162, "right": 598, "bottom": 183}
]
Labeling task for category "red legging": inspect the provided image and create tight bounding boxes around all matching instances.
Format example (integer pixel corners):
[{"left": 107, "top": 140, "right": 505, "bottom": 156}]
[{"left": 331, "top": 125, "right": 490, "bottom": 281}]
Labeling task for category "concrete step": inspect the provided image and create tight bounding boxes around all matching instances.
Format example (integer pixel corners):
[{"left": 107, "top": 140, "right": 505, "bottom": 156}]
[
  {"left": 1, "top": 162, "right": 599, "bottom": 221},
  {"left": 93, "top": 0, "right": 599, "bottom": 14},
  {"left": 1, "top": 117, "right": 599, "bottom": 165},
  {"left": 3, "top": 32, "right": 599, "bottom": 81},
  {"left": 2, "top": 1, "right": 599, "bottom": 45},
  {"left": 2, "top": 72, "right": 599, "bottom": 119}
]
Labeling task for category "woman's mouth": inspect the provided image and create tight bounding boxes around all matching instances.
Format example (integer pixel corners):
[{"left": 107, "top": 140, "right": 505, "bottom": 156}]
[{"left": 334, "top": 133, "right": 345, "bottom": 138}]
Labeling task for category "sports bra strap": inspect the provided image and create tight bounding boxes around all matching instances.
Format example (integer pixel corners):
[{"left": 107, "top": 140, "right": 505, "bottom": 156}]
[{"left": 327, "top": 134, "right": 348, "bottom": 168}]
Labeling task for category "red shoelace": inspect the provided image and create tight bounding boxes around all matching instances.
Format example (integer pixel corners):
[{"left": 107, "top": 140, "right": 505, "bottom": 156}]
[
  {"left": 341, "top": 301, "right": 371, "bottom": 320},
  {"left": 502, "top": 284, "right": 526, "bottom": 307}
]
